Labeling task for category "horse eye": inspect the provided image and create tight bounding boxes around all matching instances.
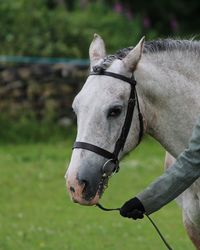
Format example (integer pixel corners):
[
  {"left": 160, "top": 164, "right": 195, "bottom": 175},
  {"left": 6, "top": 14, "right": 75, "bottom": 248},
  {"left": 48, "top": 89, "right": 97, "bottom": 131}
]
[{"left": 107, "top": 106, "right": 122, "bottom": 118}]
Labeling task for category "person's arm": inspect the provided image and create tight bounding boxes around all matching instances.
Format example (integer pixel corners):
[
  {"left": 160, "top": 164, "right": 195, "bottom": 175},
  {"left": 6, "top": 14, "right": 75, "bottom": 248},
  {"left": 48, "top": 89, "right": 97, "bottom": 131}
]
[{"left": 120, "top": 115, "right": 200, "bottom": 218}]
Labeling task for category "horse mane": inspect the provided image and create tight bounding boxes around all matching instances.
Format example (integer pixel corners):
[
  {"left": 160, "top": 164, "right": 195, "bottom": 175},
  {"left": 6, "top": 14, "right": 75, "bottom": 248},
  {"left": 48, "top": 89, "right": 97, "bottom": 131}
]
[
  {"left": 144, "top": 39, "right": 200, "bottom": 54},
  {"left": 94, "top": 39, "right": 200, "bottom": 71}
]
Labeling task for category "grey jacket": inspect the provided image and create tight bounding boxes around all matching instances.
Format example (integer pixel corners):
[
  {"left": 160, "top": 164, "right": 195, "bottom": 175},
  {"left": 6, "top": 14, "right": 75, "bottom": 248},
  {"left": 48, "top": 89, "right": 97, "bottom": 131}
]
[{"left": 137, "top": 115, "right": 200, "bottom": 215}]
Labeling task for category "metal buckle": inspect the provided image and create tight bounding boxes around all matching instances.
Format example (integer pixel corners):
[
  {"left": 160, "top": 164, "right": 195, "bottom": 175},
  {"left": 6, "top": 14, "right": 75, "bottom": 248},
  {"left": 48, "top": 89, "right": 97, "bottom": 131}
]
[{"left": 102, "top": 159, "right": 119, "bottom": 178}]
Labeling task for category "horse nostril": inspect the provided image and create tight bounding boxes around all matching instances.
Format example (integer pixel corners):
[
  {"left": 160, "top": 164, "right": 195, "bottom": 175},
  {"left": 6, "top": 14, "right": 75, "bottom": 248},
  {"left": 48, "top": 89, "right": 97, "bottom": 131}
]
[
  {"left": 81, "top": 179, "right": 89, "bottom": 192},
  {"left": 70, "top": 186, "right": 75, "bottom": 193},
  {"left": 77, "top": 171, "right": 100, "bottom": 200}
]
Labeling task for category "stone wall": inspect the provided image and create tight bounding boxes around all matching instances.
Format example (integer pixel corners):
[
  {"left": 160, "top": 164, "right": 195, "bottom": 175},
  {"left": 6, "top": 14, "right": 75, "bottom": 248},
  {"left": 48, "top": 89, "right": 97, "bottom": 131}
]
[{"left": 0, "top": 63, "right": 89, "bottom": 124}]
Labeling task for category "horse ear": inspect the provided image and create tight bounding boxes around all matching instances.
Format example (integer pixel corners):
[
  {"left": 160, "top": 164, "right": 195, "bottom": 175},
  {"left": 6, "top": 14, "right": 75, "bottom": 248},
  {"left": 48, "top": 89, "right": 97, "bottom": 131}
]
[
  {"left": 123, "top": 36, "right": 145, "bottom": 72},
  {"left": 89, "top": 34, "right": 106, "bottom": 67}
]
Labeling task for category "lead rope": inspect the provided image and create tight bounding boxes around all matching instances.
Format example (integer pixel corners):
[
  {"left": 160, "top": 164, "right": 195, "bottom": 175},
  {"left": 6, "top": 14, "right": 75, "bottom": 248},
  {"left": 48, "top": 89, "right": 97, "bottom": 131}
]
[{"left": 96, "top": 203, "right": 173, "bottom": 250}]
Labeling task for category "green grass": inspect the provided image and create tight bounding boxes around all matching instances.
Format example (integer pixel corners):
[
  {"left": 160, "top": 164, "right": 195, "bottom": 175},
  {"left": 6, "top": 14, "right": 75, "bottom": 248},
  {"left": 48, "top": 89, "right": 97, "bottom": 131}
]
[{"left": 0, "top": 136, "right": 194, "bottom": 250}]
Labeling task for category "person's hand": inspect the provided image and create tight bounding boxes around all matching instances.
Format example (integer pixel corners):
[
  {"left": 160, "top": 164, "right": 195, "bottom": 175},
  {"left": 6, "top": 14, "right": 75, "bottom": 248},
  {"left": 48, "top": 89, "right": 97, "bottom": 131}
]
[{"left": 120, "top": 197, "right": 145, "bottom": 220}]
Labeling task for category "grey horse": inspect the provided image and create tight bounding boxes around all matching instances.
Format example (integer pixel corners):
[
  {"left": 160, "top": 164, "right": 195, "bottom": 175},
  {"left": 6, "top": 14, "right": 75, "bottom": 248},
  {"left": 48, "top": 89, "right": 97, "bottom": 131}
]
[{"left": 66, "top": 34, "right": 200, "bottom": 249}]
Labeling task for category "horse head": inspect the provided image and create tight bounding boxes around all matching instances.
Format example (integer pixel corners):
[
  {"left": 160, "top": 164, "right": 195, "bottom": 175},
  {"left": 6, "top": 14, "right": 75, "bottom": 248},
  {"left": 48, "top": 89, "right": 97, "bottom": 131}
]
[{"left": 66, "top": 34, "right": 145, "bottom": 205}]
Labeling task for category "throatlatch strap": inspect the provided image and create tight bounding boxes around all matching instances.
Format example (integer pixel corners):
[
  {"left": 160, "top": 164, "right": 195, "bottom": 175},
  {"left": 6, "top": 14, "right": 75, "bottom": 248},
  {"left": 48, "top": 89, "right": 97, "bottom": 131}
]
[{"left": 135, "top": 90, "right": 144, "bottom": 145}]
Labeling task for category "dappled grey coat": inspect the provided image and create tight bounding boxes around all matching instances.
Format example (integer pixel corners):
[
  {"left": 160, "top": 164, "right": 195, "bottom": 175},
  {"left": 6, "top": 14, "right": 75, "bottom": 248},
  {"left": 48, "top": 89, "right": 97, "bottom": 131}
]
[{"left": 137, "top": 115, "right": 200, "bottom": 215}]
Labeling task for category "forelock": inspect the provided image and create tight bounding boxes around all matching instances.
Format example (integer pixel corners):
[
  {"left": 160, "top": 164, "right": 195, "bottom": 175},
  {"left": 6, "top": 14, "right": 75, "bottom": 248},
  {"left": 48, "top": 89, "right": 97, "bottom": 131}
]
[{"left": 92, "top": 47, "right": 133, "bottom": 73}]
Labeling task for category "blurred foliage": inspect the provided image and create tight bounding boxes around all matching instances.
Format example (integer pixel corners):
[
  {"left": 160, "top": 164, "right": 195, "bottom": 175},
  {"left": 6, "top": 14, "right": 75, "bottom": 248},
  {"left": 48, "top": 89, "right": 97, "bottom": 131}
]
[
  {"left": 0, "top": 0, "right": 199, "bottom": 58},
  {"left": 0, "top": 114, "right": 75, "bottom": 144},
  {"left": 0, "top": 1, "right": 158, "bottom": 58},
  {"left": 104, "top": 0, "right": 200, "bottom": 35}
]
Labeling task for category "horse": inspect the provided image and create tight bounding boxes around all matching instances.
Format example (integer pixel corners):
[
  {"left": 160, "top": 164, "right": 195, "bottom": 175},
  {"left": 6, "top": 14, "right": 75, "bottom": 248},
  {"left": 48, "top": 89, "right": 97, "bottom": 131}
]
[{"left": 66, "top": 34, "right": 200, "bottom": 249}]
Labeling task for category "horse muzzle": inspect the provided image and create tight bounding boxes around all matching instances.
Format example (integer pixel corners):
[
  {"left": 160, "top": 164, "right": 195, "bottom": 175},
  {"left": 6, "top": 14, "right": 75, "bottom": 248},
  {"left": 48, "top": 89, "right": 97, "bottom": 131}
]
[{"left": 66, "top": 161, "right": 111, "bottom": 205}]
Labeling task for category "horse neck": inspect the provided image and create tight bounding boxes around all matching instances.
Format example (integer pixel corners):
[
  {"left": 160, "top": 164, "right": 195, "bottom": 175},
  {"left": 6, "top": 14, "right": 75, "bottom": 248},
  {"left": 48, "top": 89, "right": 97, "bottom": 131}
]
[{"left": 135, "top": 51, "right": 200, "bottom": 157}]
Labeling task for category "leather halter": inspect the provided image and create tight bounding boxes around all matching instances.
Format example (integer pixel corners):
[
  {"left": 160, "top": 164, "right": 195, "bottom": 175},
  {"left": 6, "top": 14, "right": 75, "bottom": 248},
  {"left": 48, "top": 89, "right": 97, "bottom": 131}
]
[{"left": 73, "top": 70, "right": 144, "bottom": 175}]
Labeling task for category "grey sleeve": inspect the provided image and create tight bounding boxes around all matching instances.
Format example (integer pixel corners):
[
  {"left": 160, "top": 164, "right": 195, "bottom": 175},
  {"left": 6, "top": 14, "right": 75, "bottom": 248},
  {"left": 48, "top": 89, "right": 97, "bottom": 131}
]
[{"left": 137, "top": 115, "right": 200, "bottom": 215}]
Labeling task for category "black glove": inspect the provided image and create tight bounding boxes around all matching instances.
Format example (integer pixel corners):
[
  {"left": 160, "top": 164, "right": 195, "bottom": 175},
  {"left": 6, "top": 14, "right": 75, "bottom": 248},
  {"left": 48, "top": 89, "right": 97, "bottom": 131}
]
[{"left": 120, "top": 197, "right": 145, "bottom": 220}]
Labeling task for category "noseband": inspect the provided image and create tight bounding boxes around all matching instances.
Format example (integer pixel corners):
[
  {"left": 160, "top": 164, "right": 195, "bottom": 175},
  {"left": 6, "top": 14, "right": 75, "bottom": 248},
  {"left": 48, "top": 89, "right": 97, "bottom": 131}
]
[{"left": 73, "top": 70, "right": 144, "bottom": 176}]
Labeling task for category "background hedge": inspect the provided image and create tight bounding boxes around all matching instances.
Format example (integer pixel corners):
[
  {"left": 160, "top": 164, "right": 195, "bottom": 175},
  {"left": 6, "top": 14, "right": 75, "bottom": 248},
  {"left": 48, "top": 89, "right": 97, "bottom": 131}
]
[{"left": 0, "top": 1, "right": 199, "bottom": 60}]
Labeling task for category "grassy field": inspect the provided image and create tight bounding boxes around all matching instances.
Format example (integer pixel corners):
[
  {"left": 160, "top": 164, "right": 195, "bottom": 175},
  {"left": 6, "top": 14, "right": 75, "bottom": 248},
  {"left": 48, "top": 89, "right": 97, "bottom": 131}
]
[{"left": 0, "top": 136, "right": 194, "bottom": 250}]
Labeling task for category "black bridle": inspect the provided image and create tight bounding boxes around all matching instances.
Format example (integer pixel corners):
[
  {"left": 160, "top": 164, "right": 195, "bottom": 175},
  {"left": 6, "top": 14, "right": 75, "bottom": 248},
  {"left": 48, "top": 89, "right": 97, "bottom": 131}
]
[
  {"left": 73, "top": 70, "right": 144, "bottom": 176},
  {"left": 72, "top": 70, "right": 173, "bottom": 250}
]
